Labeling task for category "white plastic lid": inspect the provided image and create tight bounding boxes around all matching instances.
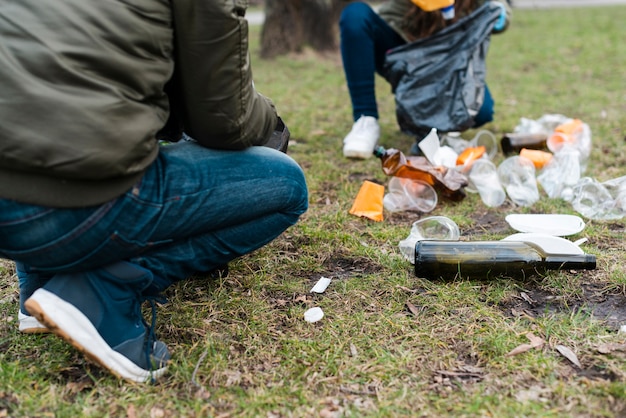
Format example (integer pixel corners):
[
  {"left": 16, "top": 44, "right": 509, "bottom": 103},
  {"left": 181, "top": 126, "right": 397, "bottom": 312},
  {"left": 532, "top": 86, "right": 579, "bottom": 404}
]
[{"left": 505, "top": 214, "right": 585, "bottom": 236}]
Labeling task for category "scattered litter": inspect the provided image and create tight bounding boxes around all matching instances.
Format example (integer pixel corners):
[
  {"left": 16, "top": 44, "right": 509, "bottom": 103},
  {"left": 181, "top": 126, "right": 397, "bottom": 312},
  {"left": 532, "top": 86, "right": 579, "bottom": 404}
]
[
  {"left": 304, "top": 307, "right": 324, "bottom": 323},
  {"left": 310, "top": 277, "right": 332, "bottom": 293},
  {"left": 555, "top": 344, "right": 582, "bottom": 368}
]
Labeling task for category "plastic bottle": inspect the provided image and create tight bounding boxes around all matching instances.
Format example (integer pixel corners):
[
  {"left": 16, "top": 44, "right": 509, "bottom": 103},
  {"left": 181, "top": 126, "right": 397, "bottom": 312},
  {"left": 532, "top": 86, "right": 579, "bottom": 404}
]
[
  {"left": 500, "top": 133, "right": 548, "bottom": 155},
  {"left": 373, "top": 146, "right": 467, "bottom": 202},
  {"left": 414, "top": 240, "right": 596, "bottom": 280}
]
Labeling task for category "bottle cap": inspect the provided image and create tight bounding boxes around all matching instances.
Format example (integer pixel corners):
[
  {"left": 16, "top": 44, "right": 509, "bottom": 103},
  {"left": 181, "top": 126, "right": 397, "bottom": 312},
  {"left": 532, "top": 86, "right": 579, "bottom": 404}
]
[
  {"left": 441, "top": 5, "right": 455, "bottom": 20},
  {"left": 373, "top": 146, "right": 386, "bottom": 158}
]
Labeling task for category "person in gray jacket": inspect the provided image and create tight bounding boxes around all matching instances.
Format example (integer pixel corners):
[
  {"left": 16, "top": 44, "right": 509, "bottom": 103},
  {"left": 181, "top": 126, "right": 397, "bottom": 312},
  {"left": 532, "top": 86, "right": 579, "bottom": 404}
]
[
  {"left": 0, "top": 0, "right": 308, "bottom": 383},
  {"left": 339, "top": 0, "right": 511, "bottom": 159}
]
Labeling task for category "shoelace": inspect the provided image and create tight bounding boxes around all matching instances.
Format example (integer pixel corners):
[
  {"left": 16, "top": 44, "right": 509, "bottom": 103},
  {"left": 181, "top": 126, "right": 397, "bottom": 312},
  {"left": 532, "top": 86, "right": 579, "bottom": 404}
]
[{"left": 140, "top": 293, "right": 167, "bottom": 384}]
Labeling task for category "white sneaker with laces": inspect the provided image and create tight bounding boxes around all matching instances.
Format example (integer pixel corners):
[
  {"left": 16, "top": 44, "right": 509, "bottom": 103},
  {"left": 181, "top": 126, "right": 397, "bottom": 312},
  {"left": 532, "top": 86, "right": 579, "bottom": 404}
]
[{"left": 342, "top": 115, "right": 380, "bottom": 159}]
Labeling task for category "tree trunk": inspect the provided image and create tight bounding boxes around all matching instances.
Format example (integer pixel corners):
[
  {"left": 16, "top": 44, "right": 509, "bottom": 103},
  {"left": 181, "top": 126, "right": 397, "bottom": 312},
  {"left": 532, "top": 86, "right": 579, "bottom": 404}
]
[{"left": 260, "top": 0, "right": 348, "bottom": 59}]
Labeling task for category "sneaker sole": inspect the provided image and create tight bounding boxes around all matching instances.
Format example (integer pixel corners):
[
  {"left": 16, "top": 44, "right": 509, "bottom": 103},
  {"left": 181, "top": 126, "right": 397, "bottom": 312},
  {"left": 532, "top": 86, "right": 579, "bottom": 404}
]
[
  {"left": 343, "top": 148, "right": 374, "bottom": 159},
  {"left": 25, "top": 289, "right": 167, "bottom": 383},
  {"left": 18, "top": 311, "right": 50, "bottom": 334}
]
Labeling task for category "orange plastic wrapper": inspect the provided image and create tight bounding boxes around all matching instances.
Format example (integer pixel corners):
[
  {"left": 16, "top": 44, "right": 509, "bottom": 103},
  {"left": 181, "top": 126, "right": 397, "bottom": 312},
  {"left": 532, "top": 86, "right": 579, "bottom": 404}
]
[
  {"left": 548, "top": 118, "right": 583, "bottom": 150},
  {"left": 456, "top": 146, "right": 486, "bottom": 172},
  {"left": 520, "top": 148, "right": 553, "bottom": 169},
  {"left": 349, "top": 181, "right": 384, "bottom": 222}
]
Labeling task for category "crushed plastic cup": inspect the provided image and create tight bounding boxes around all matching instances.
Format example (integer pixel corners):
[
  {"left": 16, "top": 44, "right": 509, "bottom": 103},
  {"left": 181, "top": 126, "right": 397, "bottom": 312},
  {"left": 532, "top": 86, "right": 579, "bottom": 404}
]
[
  {"left": 547, "top": 118, "right": 592, "bottom": 171},
  {"left": 468, "top": 159, "right": 506, "bottom": 207},
  {"left": 497, "top": 156, "right": 540, "bottom": 207},
  {"left": 571, "top": 177, "right": 622, "bottom": 220},
  {"left": 536, "top": 146, "right": 581, "bottom": 200},
  {"left": 383, "top": 177, "right": 438, "bottom": 213},
  {"left": 398, "top": 216, "right": 461, "bottom": 263},
  {"left": 469, "top": 130, "right": 498, "bottom": 160},
  {"left": 441, "top": 132, "right": 470, "bottom": 155}
]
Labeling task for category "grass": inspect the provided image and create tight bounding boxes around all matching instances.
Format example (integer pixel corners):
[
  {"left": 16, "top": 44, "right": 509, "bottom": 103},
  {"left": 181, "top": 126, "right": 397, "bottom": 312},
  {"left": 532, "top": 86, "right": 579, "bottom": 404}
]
[{"left": 2, "top": 4, "right": 626, "bottom": 417}]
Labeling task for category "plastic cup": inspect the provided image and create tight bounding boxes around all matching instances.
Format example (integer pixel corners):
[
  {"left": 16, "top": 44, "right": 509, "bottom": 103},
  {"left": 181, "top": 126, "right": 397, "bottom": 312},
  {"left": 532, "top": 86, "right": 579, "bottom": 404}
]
[
  {"left": 385, "top": 177, "right": 438, "bottom": 213},
  {"left": 398, "top": 216, "right": 461, "bottom": 263},
  {"left": 441, "top": 132, "right": 469, "bottom": 155},
  {"left": 571, "top": 177, "right": 616, "bottom": 220},
  {"left": 468, "top": 159, "right": 506, "bottom": 207},
  {"left": 470, "top": 130, "right": 498, "bottom": 160},
  {"left": 497, "top": 156, "right": 540, "bottom": 207},
  {"left": 410, "top": 216, "right": 461, "bottom": 241}
]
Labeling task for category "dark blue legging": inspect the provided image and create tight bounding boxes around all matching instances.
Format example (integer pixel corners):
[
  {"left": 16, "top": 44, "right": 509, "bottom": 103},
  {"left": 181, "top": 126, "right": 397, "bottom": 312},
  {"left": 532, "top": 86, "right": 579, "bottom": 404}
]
[{"left": 339, "top": 2, "right": 494, "bottom": 128}]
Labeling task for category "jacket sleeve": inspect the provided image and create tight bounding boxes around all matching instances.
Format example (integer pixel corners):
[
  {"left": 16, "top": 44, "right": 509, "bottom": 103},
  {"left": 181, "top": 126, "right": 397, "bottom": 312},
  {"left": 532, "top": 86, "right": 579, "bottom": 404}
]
[{"left": 170, "top": 0, "right": 277, "bottom": 149}]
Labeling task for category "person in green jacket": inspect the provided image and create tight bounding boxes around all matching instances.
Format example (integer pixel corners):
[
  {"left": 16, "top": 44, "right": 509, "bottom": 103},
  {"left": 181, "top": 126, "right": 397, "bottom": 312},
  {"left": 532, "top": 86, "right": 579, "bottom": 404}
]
[
  {"left": 339, "top": 0, "right": 512, "bottom": 159},
  {"left": 0, "top": 0, "right": 308, "bottom": 383}
]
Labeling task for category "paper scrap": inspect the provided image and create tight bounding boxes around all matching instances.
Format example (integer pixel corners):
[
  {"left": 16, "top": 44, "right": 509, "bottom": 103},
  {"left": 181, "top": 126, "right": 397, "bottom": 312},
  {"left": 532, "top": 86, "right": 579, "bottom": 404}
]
[
  {"left": 418, "top": 128, "right": 441, "bottom": 165},
  {"left": 304, "top": 307, "right": 324, "bottom": 323},
  {"left": 310, "top": 277, "right": 332, "bottom": 293}
]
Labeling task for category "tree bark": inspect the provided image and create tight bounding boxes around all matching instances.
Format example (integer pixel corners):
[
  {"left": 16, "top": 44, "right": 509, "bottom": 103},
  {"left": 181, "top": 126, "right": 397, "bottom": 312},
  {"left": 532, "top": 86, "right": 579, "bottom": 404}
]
[{"left": 260, "top": 0, "right": 348, "bottom": 59}]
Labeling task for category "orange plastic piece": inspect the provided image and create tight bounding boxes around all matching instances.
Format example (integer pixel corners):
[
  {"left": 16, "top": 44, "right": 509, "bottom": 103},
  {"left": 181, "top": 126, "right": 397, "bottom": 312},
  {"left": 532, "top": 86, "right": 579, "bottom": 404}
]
[
  {"left": 349, "top": 181, "right": 385, "bottom": 222},
  {"left": 548, "top": 118, "right": 583, "bottom": 150},
  {"left": 456, "top": 145, "right": 486, "bottom": 168},
  {"left": 520, "top": 148, "right": 553, "bottom": 169}
]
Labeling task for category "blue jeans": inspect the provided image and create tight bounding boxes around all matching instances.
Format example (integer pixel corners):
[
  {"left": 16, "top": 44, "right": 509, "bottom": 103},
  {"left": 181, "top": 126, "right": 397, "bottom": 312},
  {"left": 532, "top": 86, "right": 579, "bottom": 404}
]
[
  {"left": 0, "top": 142, "right": 308, "bottom": 290},
  {"left": 339, "top": 2, "right": 494, "bottom": 127}
]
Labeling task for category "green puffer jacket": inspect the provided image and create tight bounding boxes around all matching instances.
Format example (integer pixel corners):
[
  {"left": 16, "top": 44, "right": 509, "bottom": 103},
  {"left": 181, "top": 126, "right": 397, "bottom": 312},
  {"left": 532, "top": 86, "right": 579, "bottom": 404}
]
[
  {"left": 0, "top": 0, "right": 277, "bottom": 208},
  {"left": 379, "top": 0, "right": 512, "bottom": 42}
]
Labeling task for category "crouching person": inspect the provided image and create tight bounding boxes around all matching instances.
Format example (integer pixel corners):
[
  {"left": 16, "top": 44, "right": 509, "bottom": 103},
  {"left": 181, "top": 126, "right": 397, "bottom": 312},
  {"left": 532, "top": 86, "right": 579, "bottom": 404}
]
[{"left": 0, "top": 0, "right": 308, "bottom": 383}]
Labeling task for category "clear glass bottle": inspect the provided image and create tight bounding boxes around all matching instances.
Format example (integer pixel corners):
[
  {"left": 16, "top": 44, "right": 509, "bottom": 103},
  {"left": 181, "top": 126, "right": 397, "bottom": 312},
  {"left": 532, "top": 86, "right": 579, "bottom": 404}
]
[{"left": 414, "top": 240, "right": 596, "bottom": 279}]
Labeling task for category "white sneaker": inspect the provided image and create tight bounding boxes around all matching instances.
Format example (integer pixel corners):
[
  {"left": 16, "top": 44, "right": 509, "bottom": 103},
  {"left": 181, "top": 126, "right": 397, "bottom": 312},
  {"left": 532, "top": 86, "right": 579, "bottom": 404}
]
[{"left": 342, "top": 115, "right": 380, "bottom": 159}]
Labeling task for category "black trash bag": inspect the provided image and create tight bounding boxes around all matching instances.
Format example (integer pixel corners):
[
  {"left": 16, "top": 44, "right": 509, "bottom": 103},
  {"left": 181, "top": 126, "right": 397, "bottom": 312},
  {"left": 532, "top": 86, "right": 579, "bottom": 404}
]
[{"left": 382, "top": 2, "right": 502, "bottom": 135}]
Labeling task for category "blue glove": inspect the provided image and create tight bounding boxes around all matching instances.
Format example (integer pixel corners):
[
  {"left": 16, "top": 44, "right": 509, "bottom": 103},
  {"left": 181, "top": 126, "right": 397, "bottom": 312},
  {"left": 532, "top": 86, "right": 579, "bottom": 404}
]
[{"left": 493, "top": 2, "right": 507, "bottom": 32}]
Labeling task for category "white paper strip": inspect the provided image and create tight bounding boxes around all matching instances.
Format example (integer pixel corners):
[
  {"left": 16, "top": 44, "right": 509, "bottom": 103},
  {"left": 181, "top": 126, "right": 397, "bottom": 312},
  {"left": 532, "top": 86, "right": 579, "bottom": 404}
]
[{"left": 310, "top": 277, "right": 332, "bottom": 293}]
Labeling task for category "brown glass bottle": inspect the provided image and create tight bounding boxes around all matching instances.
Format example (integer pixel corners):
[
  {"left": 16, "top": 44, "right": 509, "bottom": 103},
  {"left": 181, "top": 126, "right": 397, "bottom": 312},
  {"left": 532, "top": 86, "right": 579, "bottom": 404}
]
[
  {"left": 373, "top": 146, "right": 467, "bottom": 201},
  {"left": 500, "top": 133, "right": 548, "bottom": 155},
  {"left": 414, "top": 240, "right": 596, "bottom": 280}
]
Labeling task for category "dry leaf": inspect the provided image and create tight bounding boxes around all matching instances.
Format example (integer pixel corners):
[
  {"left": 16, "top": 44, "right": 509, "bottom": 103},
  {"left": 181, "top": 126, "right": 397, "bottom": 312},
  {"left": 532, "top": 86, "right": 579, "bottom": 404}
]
[
  {"left": 406, "top": 302, "right": 420, "bottom": 316},
  {"left": 350, "top": 343, "right": 358, "bottom": 357},
  {"left": 294, "top": 295, "right": 307, "bottom": 303},
  {"left": 597, "top": 343, "right": 626, "bottom": 354},
  {"left": 555, "top": 345, "right": 582, "bottom": 368},
  {"left": 127, "top": 405, "right": 137, "bottom": 418},
  {"left": 526, "top": 332, "right": 545, "bottom": 348},
  {"left": 397, "top": 285, "right": 418, "bottom": 293},
  {"left": 506, "top": 343, "right": 534, "bottom": 357},
  {"left": 150, "top": 407, "right": 165, "bottom": 418}
]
